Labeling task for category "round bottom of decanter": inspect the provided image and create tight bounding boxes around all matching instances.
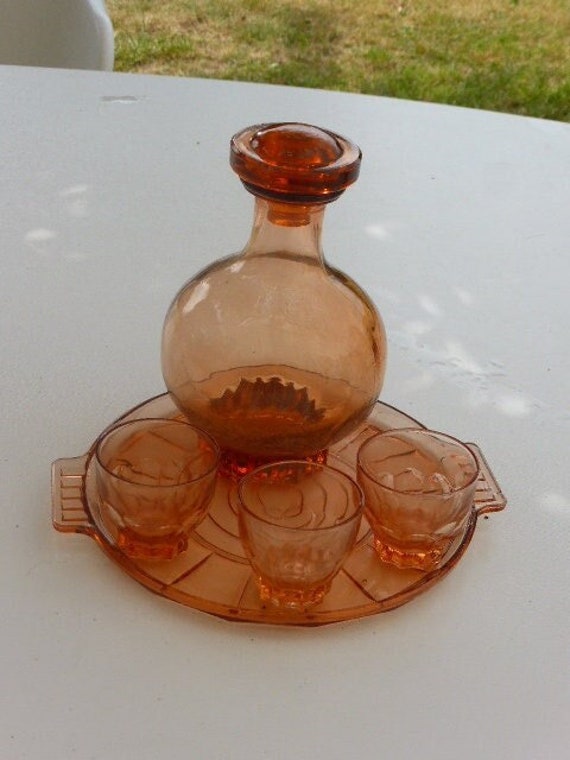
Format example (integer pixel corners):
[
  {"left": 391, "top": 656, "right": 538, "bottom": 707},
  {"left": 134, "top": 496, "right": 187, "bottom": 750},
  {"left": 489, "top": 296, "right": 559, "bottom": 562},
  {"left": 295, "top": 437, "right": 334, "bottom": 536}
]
[{"left": 219, "top": 447, "right": 328, "bottom": 480}]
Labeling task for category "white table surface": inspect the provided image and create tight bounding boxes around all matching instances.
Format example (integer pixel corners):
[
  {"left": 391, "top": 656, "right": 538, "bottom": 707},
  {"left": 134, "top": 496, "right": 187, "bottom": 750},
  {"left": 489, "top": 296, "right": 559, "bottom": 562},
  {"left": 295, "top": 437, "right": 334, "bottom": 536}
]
[{"left": 1, "top": 64, "right": 569, "bottom": 760}]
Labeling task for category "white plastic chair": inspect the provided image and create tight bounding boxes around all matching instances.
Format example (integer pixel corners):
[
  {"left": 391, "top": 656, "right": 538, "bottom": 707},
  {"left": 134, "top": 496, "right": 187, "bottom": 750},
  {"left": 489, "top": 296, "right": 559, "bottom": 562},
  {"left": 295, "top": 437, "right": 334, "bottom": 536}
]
[{"left": 0, "top": 0, "right": 114, "bottom": 71}]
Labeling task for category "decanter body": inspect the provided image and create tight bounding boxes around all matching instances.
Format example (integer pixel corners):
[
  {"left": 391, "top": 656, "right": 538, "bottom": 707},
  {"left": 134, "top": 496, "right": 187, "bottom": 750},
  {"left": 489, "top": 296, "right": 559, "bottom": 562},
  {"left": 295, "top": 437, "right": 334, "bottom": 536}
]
[{"left": 162, "top": 123, "right": 387, "bottom": 466}]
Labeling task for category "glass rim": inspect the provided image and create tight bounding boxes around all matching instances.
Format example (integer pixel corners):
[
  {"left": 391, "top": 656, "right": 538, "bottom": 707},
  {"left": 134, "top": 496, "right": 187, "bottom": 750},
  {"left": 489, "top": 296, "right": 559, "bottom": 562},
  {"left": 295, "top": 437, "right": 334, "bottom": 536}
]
[
  {"left": 238, "top": 459, "right": 364, "bottom": 530},
  {"left": 95, "top": 417, "right": 220, "bottom": 487},
  {"left": 357, "top": 427, "right": 480, "bottom": 495}
]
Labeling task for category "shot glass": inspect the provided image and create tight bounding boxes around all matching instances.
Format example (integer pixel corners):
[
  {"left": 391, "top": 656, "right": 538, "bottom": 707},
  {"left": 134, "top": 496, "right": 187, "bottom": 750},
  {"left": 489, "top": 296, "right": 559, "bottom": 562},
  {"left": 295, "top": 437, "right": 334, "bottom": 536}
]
[
  {"left": 95, "top": 418, "right": 219, "bottom": 561},
  {"left": 238, "top": 461, "right": 363, "bottom": 609},
  {"left": 357, "top": 428, "right": 479, "bottom": 571}
]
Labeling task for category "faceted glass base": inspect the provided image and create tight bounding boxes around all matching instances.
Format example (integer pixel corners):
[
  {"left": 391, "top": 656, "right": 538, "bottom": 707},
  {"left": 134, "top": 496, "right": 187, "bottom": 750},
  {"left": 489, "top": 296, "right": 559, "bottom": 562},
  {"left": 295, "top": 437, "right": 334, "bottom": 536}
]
[
  {"left": 256, "top": 576, "right": 332, "bottom": 610},
  {"left": 373, "top": 536, "right": 454, "bottom": 572}
]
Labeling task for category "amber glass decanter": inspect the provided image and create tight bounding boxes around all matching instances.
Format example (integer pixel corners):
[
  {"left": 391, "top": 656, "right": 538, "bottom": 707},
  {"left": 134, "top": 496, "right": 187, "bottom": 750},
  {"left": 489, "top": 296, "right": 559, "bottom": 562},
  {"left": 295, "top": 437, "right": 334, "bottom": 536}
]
[{"left": 162, "top": 123, "right": 387, "bottom": 472}]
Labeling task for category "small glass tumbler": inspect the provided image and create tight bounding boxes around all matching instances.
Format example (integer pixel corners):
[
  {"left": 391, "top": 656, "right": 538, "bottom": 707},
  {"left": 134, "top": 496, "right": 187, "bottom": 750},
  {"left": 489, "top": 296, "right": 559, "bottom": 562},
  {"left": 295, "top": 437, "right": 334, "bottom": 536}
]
[
  {"left": 238, "top": 461, "right": 363, "bottom": 609},
  {"left": 357, "top": 428, "right": 479, "bottom": 571},
  {"left": 95, "top": 418, "right": 219, "bottom": 561}
]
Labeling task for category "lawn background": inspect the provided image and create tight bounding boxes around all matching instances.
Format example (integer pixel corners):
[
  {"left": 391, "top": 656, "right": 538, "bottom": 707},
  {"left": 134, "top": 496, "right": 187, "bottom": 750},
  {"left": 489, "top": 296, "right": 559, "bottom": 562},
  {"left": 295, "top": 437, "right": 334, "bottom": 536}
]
[{"left": 107, "top": 1, "right": 570, "bottom": 122}]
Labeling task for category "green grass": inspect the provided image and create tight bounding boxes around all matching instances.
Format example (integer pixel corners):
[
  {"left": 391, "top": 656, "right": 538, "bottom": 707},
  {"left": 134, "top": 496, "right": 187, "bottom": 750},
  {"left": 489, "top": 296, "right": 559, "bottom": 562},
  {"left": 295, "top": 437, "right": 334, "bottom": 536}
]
[{"left": 107, "top": 0, "right": 570, "bottom": 121}]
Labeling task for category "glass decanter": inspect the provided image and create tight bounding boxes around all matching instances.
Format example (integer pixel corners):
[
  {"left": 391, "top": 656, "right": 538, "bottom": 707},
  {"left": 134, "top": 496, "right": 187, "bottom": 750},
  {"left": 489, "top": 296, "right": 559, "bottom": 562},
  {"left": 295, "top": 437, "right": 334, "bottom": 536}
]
[{"left": 162, "top": 123, "right": 387, "bottom": 473}]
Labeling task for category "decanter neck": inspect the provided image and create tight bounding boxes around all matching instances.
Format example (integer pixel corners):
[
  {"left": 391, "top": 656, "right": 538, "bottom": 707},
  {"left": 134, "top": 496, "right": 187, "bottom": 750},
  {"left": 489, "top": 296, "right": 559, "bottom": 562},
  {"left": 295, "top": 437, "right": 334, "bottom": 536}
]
[{"left": 244, "top": 198, "right": 326, "bottom": 263}]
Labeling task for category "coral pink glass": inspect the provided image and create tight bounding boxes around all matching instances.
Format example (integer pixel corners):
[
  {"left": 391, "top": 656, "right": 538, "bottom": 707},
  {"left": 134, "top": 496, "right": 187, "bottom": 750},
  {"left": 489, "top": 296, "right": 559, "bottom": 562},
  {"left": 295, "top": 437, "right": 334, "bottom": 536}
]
[
  {"left": 161, "top": 123, "right": 387, "bottom": 474},
  {"left": 95, "top": 418, "right": 219, "bottom": 561},
  {"left": 357, "top": 429, "right": 480, "bottom": 571},
  {"left": 238, "top": 460, "right": 363, "bottom": 609}
]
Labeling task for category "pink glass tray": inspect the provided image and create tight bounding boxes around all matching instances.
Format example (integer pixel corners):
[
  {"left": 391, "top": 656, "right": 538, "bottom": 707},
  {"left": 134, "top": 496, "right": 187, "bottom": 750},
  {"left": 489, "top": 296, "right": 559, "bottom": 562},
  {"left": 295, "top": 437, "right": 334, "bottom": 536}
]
[{"left": 52, "top": 394, "right": 506, "bottom": 626}]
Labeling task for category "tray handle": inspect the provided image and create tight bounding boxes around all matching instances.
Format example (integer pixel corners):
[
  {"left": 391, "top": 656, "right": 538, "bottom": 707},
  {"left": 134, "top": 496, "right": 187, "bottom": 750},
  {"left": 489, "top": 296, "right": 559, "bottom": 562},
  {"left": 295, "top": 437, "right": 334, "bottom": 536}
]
[
  {"left": 51, "top": 455, "right": 95, "bottom": 535},
  {"left": 466, "top": 443, "right": 507, "bottom": 516}
]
